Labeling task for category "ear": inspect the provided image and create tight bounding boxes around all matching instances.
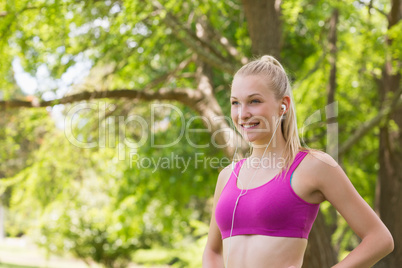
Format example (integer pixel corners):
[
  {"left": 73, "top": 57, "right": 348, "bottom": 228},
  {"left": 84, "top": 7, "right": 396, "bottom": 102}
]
[{"left": 280, "top": 95, "right": 291, "bottom": 114}]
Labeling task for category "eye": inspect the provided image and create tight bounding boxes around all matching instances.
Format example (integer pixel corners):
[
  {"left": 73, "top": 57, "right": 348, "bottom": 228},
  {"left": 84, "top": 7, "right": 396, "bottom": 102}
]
[
  {"left": 231, "top": 101, "right": 239, "bottom": 105},
  {"left": 251, "top": 99, "right": 261, "bottom": 103}
]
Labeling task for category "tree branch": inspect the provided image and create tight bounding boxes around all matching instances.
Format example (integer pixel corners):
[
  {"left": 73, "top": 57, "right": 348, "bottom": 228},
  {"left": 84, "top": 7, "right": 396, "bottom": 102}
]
[
  {"left": 339, "top": 86, "right": 402, "bottom": 156},
  {"left": 357, "top": 0, "right": 388, "bottom": 17},
  {"left": 204, "top": 19, "right": 248, "bottom": 65},
  {"left": 0, "top": 88, "right": 203, "bottom": 109},
  {"left": 143, "top": 55, "right": 195, "bottom": 90},
  {"left": 151, "top": 0, "right": 237, "bottom": 74}
]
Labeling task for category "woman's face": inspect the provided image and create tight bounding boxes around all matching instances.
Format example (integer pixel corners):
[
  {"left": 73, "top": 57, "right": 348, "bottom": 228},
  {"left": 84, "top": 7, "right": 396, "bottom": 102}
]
[{"left": 231, "top": 75, "right": 282, "bottom": 145}]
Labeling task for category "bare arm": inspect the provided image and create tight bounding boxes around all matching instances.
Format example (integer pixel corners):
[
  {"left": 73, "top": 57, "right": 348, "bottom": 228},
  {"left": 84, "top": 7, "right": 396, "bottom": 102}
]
[
  {"left": 202, "top": 166, "right": 231, "bottom": 268},
  {"left": 310, "top": 152, "right": 394, "bottom": 268}
]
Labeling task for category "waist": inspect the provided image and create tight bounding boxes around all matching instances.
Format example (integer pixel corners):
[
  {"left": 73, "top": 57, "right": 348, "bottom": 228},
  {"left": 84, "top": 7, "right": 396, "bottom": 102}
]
[{"left": 223, "top": 235, "right": 307, "bottom": 268}]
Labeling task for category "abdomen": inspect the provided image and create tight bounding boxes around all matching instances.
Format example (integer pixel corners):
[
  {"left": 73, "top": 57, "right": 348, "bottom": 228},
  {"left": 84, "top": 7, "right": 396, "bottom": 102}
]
[{"left": 222, "top": 235, "right": 307, "bottom": 268}]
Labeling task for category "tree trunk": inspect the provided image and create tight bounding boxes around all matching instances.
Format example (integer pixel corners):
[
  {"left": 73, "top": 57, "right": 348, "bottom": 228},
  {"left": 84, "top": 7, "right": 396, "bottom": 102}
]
[
  {"left": 303, "top": 212, "right": 337, "bottom": 267},
  {"left": 376, "top": 78, "right": 402, "bottom": 268},
  {"left": 375, "top": 1, "right": 402, "bottom": 266},
  {"left": 376, "top": 118, "right": 402, "bottom": 267},
  {"left": 241, "top": 0, "right": 282, "bottom": 58}
]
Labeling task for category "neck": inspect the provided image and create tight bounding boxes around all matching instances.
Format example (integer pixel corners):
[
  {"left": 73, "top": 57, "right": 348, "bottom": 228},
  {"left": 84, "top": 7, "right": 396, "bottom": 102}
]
[{"left": 249, "top": 134, "right": 286, "bottom": 159}]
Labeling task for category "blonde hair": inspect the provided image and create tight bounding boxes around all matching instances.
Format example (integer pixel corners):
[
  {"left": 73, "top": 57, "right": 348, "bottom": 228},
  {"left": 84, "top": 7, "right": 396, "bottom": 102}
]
[{"left": 234, "top": 55, "right": 307, "bottom": 173}]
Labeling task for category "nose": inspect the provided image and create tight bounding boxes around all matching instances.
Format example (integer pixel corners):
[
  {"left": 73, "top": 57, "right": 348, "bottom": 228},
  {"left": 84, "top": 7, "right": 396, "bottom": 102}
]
[{"left": 238, "top": 104, "right": 251, "bottom": 121}]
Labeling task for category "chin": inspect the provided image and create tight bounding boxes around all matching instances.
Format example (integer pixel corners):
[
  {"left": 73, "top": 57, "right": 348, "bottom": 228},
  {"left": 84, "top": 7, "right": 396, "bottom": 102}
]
[
  {"left": 243, "top": 135, "right": 261, "bottom": 143},
  {"left": 246, "top": 135, "right": 273, "bottom": 145}
]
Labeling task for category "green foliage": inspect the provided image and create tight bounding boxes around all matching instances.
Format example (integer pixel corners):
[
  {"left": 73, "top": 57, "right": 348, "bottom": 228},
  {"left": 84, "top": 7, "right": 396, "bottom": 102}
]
[
  {"left": 1, "top": 0, "right": 399, "bottom": 266},
  {"left": 387, "top": 20, "right": 402, "bottom": 71},
  {"left": 4, "top": 100, "right": 221, "bottom": 267},
  {"left": 0, "top": 109, "right": 55, "bottom": 236}
]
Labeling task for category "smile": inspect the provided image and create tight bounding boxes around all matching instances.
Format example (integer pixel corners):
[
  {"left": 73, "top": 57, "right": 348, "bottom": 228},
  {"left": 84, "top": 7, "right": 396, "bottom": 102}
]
[{"left": 240, "top": 122, "right": 260, "bottom": 129}]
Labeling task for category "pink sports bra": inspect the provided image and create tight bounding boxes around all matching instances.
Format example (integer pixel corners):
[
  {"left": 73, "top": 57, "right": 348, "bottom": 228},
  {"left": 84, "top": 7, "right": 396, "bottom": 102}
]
[{"left": 215, "top": 150, "right": 319, "bottom": 239}]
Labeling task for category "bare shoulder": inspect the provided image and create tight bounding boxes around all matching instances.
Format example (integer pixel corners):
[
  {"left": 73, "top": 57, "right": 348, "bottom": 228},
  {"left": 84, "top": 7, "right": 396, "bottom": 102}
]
[
  {"left": 214, "top": 163, "right": 233, "bottom": 196},
  {"left": 290, "top": 150, "right": 339, "bottom": 204},
  {"left": 290, "top": 150, "right": 340, "bottom": 179},
  {"left": 295, "top": 150, "right": 343, "bottom": 197},
  {"left": 218, "top": 162, "right": 233, "bottom": 178},
  {"left": 301, "top": 150, "right": 354, "bottom": 199},
  {"left": 303, "top": 150, "right": 340, "bottom": 172}
]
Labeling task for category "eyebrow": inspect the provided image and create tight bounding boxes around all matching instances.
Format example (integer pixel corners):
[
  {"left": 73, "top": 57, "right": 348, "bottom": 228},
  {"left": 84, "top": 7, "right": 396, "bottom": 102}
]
[{"left": 230, "top": 93, "right": 263, "bottom": 99}]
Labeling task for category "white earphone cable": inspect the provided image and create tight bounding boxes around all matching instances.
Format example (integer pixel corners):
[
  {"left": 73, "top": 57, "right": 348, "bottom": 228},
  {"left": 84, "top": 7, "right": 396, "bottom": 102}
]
[{"left": 225, "top": 109, "right": 285, "bottom": 268}]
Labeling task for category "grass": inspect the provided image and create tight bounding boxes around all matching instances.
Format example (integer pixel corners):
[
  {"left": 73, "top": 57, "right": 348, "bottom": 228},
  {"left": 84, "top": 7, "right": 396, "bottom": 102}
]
[
  {"left": 0, "top": 264, "right": 42, "bottom": 268},
  {"left": 0, "top": 237, "right": 204, "bottom": 268},
  {"left": 0, "top": 238, "right": 91, "bottom": 268}
]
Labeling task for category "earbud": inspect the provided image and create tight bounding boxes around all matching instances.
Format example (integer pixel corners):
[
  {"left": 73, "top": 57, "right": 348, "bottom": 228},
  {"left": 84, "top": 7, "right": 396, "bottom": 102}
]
[{"left": 281, "top": 104, "right": 286, "bottom": 111}]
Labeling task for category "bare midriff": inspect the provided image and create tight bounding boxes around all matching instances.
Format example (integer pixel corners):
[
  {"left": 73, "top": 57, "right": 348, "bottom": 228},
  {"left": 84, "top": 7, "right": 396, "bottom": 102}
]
[{"left": 222, "top": 235, "right": 307, "bottom": 268}]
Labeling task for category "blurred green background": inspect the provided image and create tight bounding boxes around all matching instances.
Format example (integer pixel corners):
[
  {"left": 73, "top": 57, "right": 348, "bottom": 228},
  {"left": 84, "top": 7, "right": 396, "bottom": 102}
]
[{"left": 0, "top": 0, "right": 401, "bottom": 267}]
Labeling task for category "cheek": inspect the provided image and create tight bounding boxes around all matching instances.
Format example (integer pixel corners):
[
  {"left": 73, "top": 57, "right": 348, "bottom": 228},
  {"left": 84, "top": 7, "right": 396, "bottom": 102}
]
[
  {"left": 230, "top": 107, "right": 235, "bottom": 117},
  {"left": 231, "top": 108, "right": 238, "bottom": 122}
]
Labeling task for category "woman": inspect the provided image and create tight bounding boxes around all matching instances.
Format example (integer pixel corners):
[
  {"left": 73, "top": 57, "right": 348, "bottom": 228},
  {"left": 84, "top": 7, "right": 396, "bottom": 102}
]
[{"left": 202, "top": 56, "right": 394, "bottom": 268}]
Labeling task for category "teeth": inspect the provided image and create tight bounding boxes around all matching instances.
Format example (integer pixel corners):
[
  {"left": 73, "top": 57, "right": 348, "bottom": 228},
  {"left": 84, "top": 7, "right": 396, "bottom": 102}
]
[{"left": 243, "top": 123, "right": 258, "bottom": 128}]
